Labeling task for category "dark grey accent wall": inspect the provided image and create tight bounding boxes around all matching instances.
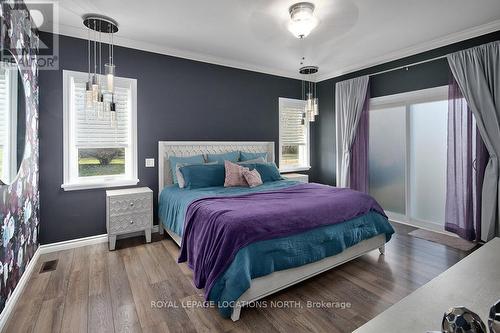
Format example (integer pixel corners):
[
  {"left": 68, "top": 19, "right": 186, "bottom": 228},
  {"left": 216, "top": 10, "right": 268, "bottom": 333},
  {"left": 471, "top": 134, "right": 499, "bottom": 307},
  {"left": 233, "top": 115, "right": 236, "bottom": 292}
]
[
  {"left": 310, "top": 30, "right": 500, "bottom": 185},
  {"left": 39, "top": 32, "right": 301, "bottom": 244}
]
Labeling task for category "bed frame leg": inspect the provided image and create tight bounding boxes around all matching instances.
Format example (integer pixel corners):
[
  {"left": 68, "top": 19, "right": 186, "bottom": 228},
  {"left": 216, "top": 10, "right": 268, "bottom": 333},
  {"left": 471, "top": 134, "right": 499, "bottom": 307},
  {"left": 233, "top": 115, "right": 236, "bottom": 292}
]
[
  {"left": 379, "top": 245, "right": 385, "bottom": 255},
  {"left": 159, "top": 222, "right": 164, "bottom": 235},
  {"left": 231, "top": 304, "right": 242, "bottom": 322}
]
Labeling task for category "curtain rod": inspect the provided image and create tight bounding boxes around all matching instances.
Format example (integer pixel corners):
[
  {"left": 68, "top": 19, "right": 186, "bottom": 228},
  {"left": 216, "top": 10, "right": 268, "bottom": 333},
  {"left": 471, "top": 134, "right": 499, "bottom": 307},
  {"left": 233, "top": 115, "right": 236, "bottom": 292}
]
[{"left": 368, "top": 54, "right": 448, "bottom": 77}]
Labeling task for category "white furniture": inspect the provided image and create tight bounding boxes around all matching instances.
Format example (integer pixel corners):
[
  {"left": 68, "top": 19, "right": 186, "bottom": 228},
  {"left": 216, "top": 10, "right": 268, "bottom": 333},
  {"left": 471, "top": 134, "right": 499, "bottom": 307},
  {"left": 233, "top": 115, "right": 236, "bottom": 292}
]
[
  {"left": 282, "top": 173, "right": 309, "bottom": 183},
  {"left": 157, "top": 141, "right": 386, "bottom": 321},
  {"left": 106, "top": 187, "right": 153, "bottom": 250},
  {"left": 354, "top": 237, "right": 500, "bottom": 333}
]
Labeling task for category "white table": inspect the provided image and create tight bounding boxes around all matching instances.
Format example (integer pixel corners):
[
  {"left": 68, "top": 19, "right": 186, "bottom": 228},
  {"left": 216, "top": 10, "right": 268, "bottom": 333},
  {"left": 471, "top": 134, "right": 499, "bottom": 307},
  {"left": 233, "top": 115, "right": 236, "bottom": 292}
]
[
  {"left": 106, "top": 187, "right": 153, "bottom": 250},
  {"left": 354, "top": 237, "right": 500, "bottom": 333}
]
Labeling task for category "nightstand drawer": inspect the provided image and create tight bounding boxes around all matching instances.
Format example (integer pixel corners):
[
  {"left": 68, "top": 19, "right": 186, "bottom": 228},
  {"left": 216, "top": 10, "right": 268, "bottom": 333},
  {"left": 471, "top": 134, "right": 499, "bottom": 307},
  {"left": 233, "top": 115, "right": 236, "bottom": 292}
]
[
  {"left": 109, "top": 212, "right": 152, "bottom": 234},
  {"left": 109, "top": 194, "right": 152, "bottom": 216},
  {"left": 282, "top": 173, "right": 309, "bottom": 183}
]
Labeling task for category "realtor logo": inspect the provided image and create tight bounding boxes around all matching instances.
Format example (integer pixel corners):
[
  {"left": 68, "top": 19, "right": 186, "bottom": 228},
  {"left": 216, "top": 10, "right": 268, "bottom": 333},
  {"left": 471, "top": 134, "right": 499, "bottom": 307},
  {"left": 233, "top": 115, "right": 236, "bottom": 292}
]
[{"left": 1, "top": 0, "right": 59, "bottom": 70}]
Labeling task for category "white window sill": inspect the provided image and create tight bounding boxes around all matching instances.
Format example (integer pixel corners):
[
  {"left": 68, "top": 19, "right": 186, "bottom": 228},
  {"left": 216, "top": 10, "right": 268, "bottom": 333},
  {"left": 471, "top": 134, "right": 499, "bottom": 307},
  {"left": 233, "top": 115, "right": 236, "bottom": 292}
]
[
  {"left": 61, "top": 178, "right": 139, "bottom": 191},
  {"left": 279, "top": 166, "right": 311, "bottom": 173}
]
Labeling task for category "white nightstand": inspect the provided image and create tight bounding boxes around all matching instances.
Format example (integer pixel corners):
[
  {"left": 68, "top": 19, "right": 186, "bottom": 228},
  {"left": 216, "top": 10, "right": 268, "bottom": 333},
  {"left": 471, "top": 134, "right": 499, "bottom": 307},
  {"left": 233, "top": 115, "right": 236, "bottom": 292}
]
[
  {"left": 282, "top": 173, "right": 309, "bottom": 183},
  {"left": 106, "top": 187, "right": 153, "bottom": 250}
]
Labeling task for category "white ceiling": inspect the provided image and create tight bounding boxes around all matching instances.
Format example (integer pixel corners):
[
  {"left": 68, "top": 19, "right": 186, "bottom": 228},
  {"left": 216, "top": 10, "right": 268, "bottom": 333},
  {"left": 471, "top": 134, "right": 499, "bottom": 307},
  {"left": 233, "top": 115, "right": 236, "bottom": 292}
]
[{"left": 35, "top": 0, "right": 500, "bottom": 81}]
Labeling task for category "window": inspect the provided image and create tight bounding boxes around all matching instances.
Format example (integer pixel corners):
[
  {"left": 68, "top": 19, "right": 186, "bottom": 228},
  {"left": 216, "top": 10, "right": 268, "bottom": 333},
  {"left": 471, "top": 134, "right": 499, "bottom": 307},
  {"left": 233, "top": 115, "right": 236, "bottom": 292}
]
[
  {"left": 368, "top": 86, "right": 448, "bottom": 231},
  {"left": 279, "top": 97, "right": 310, "bottom": 172},
  {"left": 62, "top": 70, "right": 137, "bottom": 191},
  {"left": 0, "top": 63, "right": 18, "bottom": 182}
]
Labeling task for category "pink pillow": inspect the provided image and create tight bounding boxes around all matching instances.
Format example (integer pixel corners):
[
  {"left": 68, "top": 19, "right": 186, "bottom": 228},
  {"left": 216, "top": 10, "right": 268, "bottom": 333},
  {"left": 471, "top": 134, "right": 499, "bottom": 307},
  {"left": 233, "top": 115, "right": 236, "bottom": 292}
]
[
  {"left": 242, "top": 169, "right": 263, "bottom": 188},
  {"left": 224, "top": 160, "right": 249, "bottom": 187}
]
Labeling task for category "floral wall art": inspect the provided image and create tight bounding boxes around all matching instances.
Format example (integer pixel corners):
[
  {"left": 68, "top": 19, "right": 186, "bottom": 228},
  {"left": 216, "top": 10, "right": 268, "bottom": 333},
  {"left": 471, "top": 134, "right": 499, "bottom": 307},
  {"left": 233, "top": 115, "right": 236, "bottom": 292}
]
[{"left": 0, "top": 1, "right": 39, "bottom": 313}]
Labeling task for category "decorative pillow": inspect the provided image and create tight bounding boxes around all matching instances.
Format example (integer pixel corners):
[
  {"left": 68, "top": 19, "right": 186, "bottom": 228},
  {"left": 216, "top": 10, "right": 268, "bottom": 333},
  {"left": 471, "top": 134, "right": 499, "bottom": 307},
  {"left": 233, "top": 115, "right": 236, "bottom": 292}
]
[
  {"left": 176, "top": 162, "right": 216, "bottom": 188},
  {"left": 238, "top": 156, "right": 266, "bottom": 164},
  {"left": 224, "top": 160, "right": 249, "bottom": 187},
  {"left": 179, "top": 164, "right": 225, "bottom": 189},
  {"left": 255, "top": 162, "right": 283, "bottom": 182},
  {"left": 240, "top": 151, "right": 268, "bottom": 162},
  {"left": 242, "top": 162, "right": 283, "bottom": 183},
  {"left": 169, "top": 154, "right": 205, "bottom": 183},
  {"left": 242, "top": 169, "right": 263, "bottom": 188},
  {"left": 206, "top": 151, "right": 240, "bottom": 163}
]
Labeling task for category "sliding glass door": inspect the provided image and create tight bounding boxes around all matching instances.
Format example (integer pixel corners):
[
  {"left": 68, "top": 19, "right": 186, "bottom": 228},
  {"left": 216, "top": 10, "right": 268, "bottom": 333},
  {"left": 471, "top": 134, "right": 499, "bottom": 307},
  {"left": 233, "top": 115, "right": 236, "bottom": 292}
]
[
  {"left": 368, "top": 87, "right": 448, "bottom": 231},
  {"left": 369, "top": 106, "right": 406, "bottom": 215}
]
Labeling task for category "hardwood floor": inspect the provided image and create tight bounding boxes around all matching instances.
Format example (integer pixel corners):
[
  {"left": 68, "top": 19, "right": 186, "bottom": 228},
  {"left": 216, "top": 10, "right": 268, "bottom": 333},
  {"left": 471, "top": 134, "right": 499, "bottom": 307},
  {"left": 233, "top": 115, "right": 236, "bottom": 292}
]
[{"left": 4, "top": 225, "right": 473, "bottom": 333}]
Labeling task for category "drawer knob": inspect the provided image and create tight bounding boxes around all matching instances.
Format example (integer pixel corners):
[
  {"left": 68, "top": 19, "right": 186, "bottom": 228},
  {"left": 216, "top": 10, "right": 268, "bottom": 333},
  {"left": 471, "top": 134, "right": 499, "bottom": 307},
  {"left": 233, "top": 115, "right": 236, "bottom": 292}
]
[
  {"left": 130, "top": 202, "right": 134, "bottom": 207},
  {"left": 130, "top": 220, "right": 134, "bottom": 224}
]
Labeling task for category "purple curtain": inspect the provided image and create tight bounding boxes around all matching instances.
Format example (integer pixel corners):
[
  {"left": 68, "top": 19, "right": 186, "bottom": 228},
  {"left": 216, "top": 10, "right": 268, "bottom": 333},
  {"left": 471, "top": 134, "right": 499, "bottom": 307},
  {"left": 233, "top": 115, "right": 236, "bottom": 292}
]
[
  {"left": 445, "top": 77, "right": 488, "bottom": 241},
  {"left": 349, "top": 85, "right": 370, "bottom": 193}
]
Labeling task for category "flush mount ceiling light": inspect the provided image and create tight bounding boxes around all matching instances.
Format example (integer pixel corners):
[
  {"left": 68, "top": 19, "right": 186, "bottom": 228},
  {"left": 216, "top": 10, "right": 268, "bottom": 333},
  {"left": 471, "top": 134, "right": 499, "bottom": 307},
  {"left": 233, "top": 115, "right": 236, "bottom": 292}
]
[{"left": 288, "top": 2, "right": 319, "bottom": 39}]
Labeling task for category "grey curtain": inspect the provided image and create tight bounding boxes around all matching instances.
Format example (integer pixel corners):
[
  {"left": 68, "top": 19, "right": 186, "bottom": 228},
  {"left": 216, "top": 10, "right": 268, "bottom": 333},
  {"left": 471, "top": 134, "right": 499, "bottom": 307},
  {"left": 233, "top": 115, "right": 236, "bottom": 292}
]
[
  {"left": 335, "top": 76, "right": 369, "bottom": 188},
  {"left": 448, "top": 41, "right": 500, "bottom": 241}
]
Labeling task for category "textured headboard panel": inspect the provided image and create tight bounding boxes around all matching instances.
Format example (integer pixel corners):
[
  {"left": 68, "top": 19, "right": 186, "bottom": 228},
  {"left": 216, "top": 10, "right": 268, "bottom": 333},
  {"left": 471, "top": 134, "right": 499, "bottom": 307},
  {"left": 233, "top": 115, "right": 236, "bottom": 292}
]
[{"left": 158, "top": 141, "right": 274, "bottom": 193}]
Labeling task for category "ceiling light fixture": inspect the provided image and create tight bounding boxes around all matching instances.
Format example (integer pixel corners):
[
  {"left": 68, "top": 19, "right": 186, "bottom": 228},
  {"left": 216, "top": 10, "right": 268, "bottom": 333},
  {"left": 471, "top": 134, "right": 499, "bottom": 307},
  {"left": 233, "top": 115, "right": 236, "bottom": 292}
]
[
  {"left": 288, "top": 2, "right": 319, "bottom": 39},
  {"left": 300, "top": 65, "right": 319, "bottom": 123},
  {"left": 82, "top": 14, "right": 118, "bottom": 124}
]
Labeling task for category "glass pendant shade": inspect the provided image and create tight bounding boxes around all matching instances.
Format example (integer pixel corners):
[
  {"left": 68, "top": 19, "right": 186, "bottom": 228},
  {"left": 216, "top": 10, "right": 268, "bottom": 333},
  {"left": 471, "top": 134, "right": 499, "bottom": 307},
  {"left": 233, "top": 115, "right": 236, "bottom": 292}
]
[
  {"left": 91, "top": 76, "right": 99, "bottom": 103},
  {"left": 105, "top": 63, "right": 115, "bottom": 92},
  {"left": 85, "top": 81, "right": 93, "bottom": 109},
  {"left": 110, "top": 109, "right": 116, "bottom": 127},
  {"left": 313, "top": 98, "right": 319, "bottom": 116},
  {"left": 97, "top": 93, "right": 104, "bottom": 119},
  {"left": 104, "top": 99, "right": 111, "bottom": 112},
  {"left": 306, "top": 93, "right": 314, "bottom": 112}
]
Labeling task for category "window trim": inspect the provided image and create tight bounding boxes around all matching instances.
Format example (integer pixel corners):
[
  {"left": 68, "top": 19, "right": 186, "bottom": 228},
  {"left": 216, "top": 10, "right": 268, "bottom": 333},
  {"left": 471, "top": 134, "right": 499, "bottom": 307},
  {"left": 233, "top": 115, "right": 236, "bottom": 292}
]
[
  {"left": 62, "top": 70, "right": 138, "bottom": 191},
  {"left": 278, "top": 97, "right": 311, "bottom": 173}
]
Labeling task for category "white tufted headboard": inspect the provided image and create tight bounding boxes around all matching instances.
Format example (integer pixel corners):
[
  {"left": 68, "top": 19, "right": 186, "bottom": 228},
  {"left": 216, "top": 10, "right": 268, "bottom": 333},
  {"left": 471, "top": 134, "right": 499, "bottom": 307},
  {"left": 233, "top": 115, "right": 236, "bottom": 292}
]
[{"left": 158, "top": 141, "right": 275, "bottom": 193}]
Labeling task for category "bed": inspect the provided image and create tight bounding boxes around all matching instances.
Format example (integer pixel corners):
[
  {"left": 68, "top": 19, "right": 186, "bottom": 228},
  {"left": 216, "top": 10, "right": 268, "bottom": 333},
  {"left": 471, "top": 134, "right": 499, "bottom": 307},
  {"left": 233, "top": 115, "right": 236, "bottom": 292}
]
[{"left": 158, "top": 141, "right": 394, "bottom": 321}]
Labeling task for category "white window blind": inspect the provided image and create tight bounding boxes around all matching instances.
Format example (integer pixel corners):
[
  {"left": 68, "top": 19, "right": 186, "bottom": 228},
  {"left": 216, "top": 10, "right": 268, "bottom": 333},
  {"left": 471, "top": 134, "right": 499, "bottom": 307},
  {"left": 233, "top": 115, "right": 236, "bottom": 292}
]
[
  {"left": 72, "top": 78, "right": 130, "bottom": 148},
  {"left": 279, "top": 97, "right": 310, "bottom": 172},
  {"left": 280, "top": 104, "right": 306, "bottom": 146}
]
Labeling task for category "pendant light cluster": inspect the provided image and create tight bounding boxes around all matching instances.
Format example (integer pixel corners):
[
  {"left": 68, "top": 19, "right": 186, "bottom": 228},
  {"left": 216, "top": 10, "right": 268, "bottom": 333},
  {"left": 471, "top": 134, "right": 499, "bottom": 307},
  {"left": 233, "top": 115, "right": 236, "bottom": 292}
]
[
  {"left": 82, "top": 15, "right": 118, "bottom": 124},
  {"left": 300, "top": 65, "right": 319, "bottom": 123}
]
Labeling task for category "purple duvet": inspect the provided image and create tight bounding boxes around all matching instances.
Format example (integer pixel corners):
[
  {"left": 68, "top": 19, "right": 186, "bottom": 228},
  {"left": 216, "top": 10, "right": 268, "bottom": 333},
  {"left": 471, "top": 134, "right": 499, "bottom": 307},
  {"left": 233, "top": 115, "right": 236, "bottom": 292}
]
[{"left": 178, "top": 183, "right": 386, "bottom": 297}]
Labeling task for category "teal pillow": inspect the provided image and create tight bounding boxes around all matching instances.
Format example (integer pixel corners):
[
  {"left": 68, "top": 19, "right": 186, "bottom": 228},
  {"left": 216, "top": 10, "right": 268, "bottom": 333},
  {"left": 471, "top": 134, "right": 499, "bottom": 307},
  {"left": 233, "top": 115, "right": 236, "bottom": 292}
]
[
  {"left": 240, "top": 151, "right": 268, "bottom": 162},
  {"left": 169, "top": 154, "right": 205, "bottom": 183},
  {"left": 179, "top": 164, "right": 225, "bottom": 189},
  {"left": 238, "top": 157, "right": 266, "bottom": 164},
  {"left": 254, "top": 162, "right": 283, "bottom": 182},
  {"left": 240, "top": 162, "right": 282, "bottom": 183},
  {"left": 206, "top": 151, "right": 240, "bottom": 163}
]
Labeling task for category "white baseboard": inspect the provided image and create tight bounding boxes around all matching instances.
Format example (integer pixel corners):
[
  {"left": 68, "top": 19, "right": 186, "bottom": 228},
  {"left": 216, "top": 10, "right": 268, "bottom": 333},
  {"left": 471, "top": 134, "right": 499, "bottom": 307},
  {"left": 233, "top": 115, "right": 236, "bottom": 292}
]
[
  {"left": 38, "top": 225, "right": 160, "bottom": 255},
  {"left": 0, "top": 225, "right": 161, "bottom": 330},
  {"left": 0, "top": 247, "right": 41, "bottom": 331}
]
